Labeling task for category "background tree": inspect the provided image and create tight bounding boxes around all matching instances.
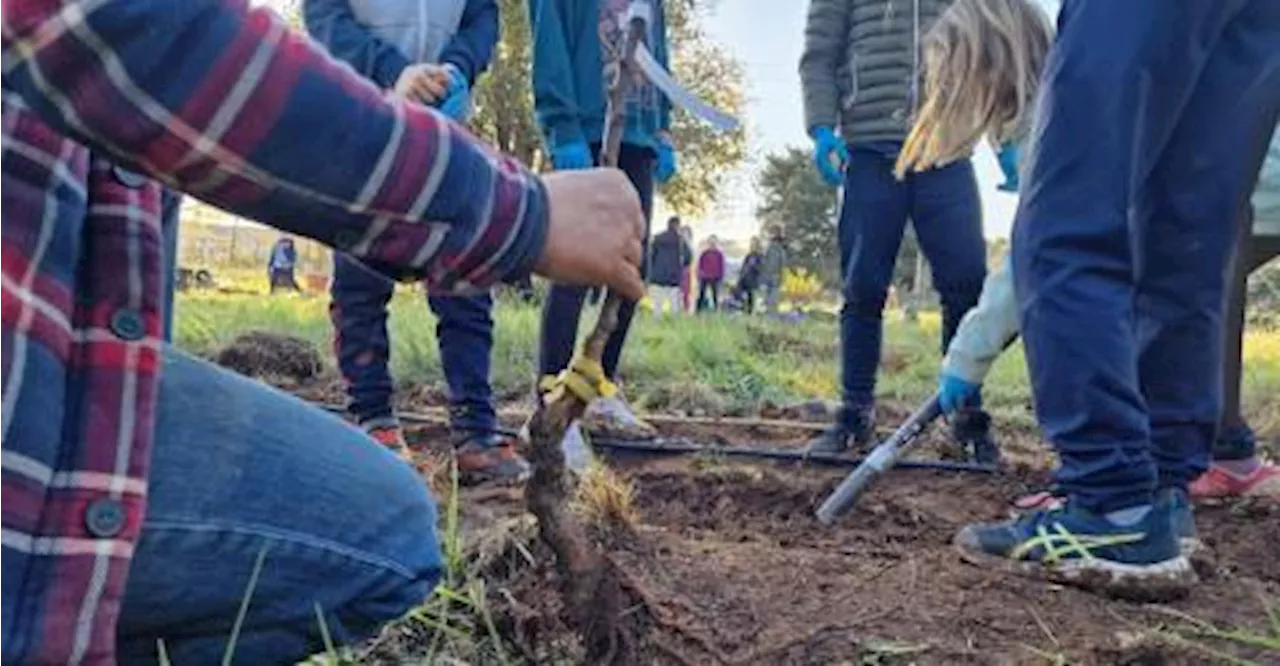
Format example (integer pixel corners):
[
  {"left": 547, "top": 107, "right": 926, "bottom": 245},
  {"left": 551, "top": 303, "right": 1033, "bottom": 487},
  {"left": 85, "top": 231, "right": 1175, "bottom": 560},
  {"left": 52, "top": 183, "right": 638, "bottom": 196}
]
[
  {"left": 659, "top": 0, "right": 748, "bottom": 216},
  {"left": 471, "top": 0, "right": 544, "bottom": 167},
  {"left": 756, "top": 147, "right": 840, "bottom": 285},
  {"left": 756, "top": 147, "right": 937, "bottom": 293}
]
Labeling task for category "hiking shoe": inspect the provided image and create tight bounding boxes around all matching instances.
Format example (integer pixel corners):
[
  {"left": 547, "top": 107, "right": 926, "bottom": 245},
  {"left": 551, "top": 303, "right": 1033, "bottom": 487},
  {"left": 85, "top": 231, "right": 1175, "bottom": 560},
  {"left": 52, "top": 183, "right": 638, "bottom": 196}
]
[
  {"left": 1012, "top": 487, "right": 1198, "bottom": 556},
  {"left": 454, "top": 434, "right": 531, "bottom": 486},
  {"left": 955, "top": 500, "right": 1196, "bottom": 601},
  {"left": 582, "top": 394, "right": 656, "bottom": 440},
  {"left": 806, "top": 407, "right": 875, "bottom": 455},
  {"left": 1189, "top": 461, "right": 1280, "bottom": 500},
  {"left": 947, "top": 408, "right": 1000, "bottom": 464}
]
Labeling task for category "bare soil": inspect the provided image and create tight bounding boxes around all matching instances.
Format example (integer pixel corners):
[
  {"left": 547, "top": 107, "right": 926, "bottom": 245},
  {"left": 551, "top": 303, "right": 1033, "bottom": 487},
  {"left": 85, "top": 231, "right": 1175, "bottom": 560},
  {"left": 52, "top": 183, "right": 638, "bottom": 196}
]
[{"left": 368, "top": 413, "right": 1280, "bottom": 666}]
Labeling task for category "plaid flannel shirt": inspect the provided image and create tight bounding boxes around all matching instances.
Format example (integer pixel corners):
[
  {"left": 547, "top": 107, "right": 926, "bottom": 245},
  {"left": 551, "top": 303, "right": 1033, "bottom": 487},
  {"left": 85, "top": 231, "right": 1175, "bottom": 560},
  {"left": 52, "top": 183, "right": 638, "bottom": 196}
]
[{"left": 1, "top": 1, "right": 548, "bottom": 662}]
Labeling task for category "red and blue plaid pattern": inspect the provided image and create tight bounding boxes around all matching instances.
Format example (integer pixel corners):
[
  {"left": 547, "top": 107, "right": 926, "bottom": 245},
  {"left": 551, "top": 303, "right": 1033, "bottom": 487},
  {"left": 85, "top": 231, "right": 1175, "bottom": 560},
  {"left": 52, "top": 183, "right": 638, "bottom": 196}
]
[{"left": 2, "top": 1, "right": 547, "bottom": 662}]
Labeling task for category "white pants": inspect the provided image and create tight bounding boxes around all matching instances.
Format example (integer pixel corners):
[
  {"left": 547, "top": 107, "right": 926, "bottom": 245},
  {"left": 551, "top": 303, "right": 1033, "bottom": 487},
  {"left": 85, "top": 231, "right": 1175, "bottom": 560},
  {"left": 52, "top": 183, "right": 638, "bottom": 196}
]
[{"left": 649, "top": 285, "right": 682, "bottom": 317}]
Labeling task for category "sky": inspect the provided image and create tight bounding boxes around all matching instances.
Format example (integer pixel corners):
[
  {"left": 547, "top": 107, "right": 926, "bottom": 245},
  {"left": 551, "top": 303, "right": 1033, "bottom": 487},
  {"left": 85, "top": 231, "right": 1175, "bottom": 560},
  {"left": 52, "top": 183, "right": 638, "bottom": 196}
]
[{"left": 688, "top": 0, "right": 1061, "bottom": 241}]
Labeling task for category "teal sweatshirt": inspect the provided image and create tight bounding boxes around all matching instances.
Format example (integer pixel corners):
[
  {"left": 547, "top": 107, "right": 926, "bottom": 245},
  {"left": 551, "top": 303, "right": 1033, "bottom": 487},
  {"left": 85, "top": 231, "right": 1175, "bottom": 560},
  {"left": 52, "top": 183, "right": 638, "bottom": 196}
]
[
  {"left": 943, "top": 124, "right": 1280, "bottom": 385},
  {"left": 529, "top": 0, "right": 672, "bottom": 152}
]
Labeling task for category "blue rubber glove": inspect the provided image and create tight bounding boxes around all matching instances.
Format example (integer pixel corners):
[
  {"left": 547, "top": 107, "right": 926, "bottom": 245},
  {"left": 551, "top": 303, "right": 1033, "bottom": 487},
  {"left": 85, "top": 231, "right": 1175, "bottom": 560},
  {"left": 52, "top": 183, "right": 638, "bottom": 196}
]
[
  {"left": 810, "top": 126, "right": 849, "bottom": 187},
  {"left": 938, "top": 373, "right": 982, "bottom": 414},
  {"left": 996, "top": 142, "right": 1020, "bottom": 192},
  {"left": 437, "top": 65, "right": 471, "bottom": 122},
  {"left": 654, "top": 135, "right": 677, "bottom": 183},
  {"left": 551, "top": 140, "right": 593, "bottom": 170}
]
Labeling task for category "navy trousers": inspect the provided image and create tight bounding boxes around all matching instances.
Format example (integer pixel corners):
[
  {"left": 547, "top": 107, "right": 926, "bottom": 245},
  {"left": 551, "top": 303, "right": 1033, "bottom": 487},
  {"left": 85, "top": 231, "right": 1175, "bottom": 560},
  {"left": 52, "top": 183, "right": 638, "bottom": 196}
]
[
  {"left": 538, "top": 143, "right": 655, "bottom": 379},
  {"left": 1013, "top": 0, "right": 1280, "bottom": 512},
  {"left": 837, "top": 143, "right": 987, "bottom": 418},
  {"left": 330, "top": 254, "right": 497, "bottom": 434}
]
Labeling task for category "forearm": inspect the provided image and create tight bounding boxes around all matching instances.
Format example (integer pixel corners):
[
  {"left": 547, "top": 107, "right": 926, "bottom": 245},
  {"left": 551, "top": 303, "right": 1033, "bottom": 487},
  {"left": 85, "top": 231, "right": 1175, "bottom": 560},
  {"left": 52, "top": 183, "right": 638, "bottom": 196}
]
[
  {"left": 4, "top": 0, "right": 547, "bottom": 290},
  {"left": 942, "top": 255, "right": 1020, "bottom": 384}
]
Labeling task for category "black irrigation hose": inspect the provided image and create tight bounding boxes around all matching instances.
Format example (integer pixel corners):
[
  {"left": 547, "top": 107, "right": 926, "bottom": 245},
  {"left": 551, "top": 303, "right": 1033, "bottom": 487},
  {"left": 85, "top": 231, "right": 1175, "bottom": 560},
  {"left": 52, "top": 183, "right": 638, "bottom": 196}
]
[
  {"left": 317, "top": 401, "right": 997, "bottom": 474},
  {"left": 587, "top": 435, "right": 997, "bottom": 473}
]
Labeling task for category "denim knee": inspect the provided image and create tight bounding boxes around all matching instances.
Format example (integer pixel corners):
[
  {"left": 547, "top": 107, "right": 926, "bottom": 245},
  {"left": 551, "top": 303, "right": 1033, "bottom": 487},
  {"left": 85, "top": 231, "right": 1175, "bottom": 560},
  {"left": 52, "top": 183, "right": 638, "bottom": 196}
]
[{"left": 841, "top": 281, "right": 890, "bottom": 319}]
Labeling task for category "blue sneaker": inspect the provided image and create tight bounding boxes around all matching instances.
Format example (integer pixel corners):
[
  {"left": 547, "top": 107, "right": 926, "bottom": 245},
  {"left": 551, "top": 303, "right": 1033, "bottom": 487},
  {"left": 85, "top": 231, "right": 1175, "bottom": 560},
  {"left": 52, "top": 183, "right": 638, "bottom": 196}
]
[
  {"left": 1011, "top": 486, "right": 1200, "bottom": 557},
  {"left": 1158, "top": 486, "right": 1202, "bottom": 556},
  {"left": 955, "top": 500, "right": 1196, "bottom": 601}
]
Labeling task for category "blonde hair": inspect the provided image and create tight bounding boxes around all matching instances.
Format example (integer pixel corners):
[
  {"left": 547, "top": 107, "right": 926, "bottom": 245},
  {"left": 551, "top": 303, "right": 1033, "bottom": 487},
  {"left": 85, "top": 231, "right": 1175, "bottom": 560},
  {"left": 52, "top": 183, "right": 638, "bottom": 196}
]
[{"left": 895, "top": 0, "right": 1054, "bottom": 178}]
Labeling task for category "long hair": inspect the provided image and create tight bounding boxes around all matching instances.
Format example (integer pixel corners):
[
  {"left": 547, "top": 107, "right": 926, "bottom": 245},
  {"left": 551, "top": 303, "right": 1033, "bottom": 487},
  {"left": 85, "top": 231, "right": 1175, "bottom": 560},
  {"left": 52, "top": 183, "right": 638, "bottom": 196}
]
[{"left": 895, "top": 0, "right": 1054, "bottom": 178}]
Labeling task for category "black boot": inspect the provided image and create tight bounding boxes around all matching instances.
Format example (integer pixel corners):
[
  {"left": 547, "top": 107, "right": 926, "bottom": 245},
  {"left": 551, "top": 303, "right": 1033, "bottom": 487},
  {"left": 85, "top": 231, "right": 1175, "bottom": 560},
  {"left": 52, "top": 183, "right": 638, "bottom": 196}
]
[
  {"left": 949, "top": 408, "right": 1000, "bottom": 464},
  {"left": 806, "top": 406, "right": 876, "bottom": 455}
]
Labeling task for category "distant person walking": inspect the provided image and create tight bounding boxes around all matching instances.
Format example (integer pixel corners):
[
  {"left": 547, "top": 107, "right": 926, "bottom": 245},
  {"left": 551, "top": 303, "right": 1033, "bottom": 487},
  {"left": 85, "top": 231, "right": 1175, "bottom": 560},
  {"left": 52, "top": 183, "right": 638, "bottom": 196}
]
[
  {"left": 650, "top": 216, "right": 693, "bottom": 317},
  {"left": 734, "top": 236, "right": 764, "bottom": 314},
  {"left": 696, "top": 235, "right": 726, "bottom": 311},
  {"left": 760, "top": 225, "right": 787, "bottom": 315},
  {"left": 679, "top": 224, "right": 695, "bottom": 312},
  {"left": 268, "top": 236, "right": 301, "bottom": 293}
]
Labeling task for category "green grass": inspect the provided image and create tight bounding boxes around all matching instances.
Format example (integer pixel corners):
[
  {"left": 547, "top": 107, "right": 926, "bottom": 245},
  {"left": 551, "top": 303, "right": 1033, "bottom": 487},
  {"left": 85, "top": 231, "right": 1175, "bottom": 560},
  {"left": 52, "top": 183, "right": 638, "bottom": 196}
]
[{"left": 174, "top": 289, "right": 1280, "bottom": 439}]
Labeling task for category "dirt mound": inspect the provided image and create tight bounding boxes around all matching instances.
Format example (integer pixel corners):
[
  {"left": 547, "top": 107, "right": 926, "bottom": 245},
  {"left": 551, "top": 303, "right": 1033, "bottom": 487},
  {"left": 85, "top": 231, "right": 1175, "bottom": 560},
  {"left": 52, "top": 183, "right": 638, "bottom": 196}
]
[{"left": 214, "top": 331, "right": 322, "bottom": 383}]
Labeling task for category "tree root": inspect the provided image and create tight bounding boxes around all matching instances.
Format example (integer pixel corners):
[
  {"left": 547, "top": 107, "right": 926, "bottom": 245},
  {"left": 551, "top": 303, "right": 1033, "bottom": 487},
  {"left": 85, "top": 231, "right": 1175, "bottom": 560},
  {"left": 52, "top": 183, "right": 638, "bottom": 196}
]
[{"left": 524, "top": 390, "right": 634, "bottom": 664}]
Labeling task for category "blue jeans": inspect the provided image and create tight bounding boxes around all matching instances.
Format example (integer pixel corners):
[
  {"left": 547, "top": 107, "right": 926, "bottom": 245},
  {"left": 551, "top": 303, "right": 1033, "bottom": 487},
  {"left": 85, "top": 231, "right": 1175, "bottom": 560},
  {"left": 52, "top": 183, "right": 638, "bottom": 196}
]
[
  {"left": 330, "top": 254, "right": 497, "bottom": 434},
  {"left": 539, "top": 143, "right": 654, "bottom": 379},
  {"left": 1013, "top": 0, "right": 1280, "bottom": 511},
  {"left": 837, "top": 143, "right": 986, "bottom": 418},
  {"left": 117, "top": 348, "right": 442, "bottom": 663}
]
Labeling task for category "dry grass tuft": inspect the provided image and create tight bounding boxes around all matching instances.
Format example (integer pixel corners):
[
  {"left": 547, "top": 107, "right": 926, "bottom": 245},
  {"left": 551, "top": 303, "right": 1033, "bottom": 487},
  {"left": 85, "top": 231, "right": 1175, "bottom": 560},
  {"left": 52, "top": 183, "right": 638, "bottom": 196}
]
[{"left": 572, "top": 461, "right": 639, "bottom": 533}]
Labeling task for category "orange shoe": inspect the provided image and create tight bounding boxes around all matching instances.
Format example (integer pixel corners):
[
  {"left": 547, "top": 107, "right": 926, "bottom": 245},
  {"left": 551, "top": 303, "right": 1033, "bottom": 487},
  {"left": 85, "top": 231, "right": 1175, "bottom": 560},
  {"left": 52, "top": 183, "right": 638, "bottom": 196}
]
[
  {"left": 454, "top": 434, "right": 531, "bottom": 486},
  {"left": 367, "top": 425, "right": 416, "bottom": 464},
  {"left": 1189, "top": 462, "right": 1280, "bottom": 500}
]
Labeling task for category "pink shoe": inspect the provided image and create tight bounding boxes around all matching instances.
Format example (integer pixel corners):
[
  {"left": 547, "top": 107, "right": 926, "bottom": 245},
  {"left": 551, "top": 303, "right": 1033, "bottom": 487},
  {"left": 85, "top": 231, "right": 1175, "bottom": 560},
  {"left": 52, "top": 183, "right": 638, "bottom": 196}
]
[{"left": 1189, "top": 462, "right": 1280, "bottom": 500}]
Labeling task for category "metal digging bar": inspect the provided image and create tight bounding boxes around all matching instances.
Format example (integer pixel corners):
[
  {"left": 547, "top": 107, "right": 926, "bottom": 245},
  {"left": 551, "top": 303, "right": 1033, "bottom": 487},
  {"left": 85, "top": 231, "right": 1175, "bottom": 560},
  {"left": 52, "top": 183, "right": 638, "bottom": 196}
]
[
  {"left": 815, "top": 393, "right": 945, "bottom": 524},
  {"left": 520, "top": 11, "right": 647, "bottom": 665}
]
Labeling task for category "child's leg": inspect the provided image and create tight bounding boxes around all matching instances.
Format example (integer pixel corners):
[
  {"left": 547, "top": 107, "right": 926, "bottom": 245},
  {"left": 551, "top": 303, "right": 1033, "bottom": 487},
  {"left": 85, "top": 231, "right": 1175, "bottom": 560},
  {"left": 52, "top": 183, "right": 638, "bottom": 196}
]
[
  {"left": 329, "top": 253, "right": 397, "bottom": 429},
  {"left": 1136, "top": 4, "right": 1278, "bottom": 495},
  {"left": 427, "top": 293, "right": 497, "bottom": 437},
  {"left": 117, "top": 348, "right": 441, "bottom": 664},
  {"left": 599, "top": 144, "right": 654, "bottom": 378}
]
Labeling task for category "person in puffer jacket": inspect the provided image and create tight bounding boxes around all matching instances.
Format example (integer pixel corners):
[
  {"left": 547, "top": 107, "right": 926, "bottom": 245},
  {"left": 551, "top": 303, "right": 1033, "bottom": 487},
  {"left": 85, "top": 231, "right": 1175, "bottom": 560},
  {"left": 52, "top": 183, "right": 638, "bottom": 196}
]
[
  {"left": 306, "top": 0, "right": 531, "bottom": 485},
  {"left": 800, "top": 0, "right": 993, "bottom": 460}
]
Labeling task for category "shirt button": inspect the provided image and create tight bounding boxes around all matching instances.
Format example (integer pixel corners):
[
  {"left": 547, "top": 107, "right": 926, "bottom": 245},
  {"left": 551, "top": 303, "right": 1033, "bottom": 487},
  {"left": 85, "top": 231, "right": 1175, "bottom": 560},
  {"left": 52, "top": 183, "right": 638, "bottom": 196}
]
[
  {"left": 112, "top": 165, "right": 147, "bottom": 188},
  {"left": 109, "top": 308, "right": 146, "bottom": 341},
  {"left": 892, "top": 108, "right": 906, "bottom": 122},
  {"left": 85, "top": 498, "right": 126, "bottom": 538}
]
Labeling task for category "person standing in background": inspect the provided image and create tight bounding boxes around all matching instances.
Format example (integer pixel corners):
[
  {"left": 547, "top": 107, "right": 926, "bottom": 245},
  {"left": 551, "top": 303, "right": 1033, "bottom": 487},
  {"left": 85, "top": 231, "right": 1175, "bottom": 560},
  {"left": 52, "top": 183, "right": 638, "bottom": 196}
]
[
  {"left": 760, "top": 225, "right": 787, "bottom": 316},
  {"left": 267, "top": 236, "right": 301, "bottom": 294},
  {"left": 306, "top": 0, "right": 531, "bottom": 484},
  {"left": 648, "top": 216, "right": 693, "bottom": 316},
  {"left": 679, "top": 224, "right": 695, "bottom": 312},
  {"left": 697, "top": 235, "right": 726, "bottom": 311},
  {"left": 528, "top": 0, "right": 677, "bottom": 438},
  {"left": 799, "top": 0, "right": 991, "bottom": 459},
  {"left": 735, "top": 236, "right": 765, "bottom": 314}
]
